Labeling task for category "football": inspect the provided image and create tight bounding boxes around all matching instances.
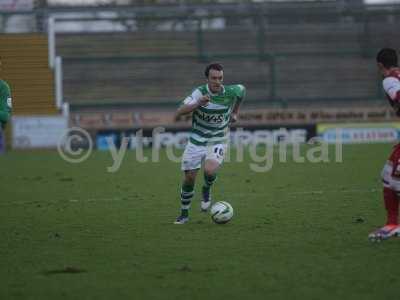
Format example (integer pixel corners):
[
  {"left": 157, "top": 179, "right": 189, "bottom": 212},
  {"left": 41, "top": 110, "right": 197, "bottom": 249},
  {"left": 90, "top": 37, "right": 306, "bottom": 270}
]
[{"left": 210, "top": 201, "right": 234, "bottom": 224}]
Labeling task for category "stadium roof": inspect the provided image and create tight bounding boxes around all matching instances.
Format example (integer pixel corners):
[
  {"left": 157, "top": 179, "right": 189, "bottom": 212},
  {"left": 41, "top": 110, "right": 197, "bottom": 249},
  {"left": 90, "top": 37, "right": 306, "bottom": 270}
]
[{"left": 45, "top": 0, "right": 400, "bottom": 6}]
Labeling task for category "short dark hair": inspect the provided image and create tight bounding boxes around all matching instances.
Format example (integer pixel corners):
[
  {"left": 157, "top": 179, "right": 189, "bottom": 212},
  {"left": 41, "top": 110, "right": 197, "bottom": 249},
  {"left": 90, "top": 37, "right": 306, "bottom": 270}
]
[
  {"left": 376, "top": 48, "right": 398, "bottom": 68},
  {"left": 204, "top": 63, "right": 223, "bottom": 78}
]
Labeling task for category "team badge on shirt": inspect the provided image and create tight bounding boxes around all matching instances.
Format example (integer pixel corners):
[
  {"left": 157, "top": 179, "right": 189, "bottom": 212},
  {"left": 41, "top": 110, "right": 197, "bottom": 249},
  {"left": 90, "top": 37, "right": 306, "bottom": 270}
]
[{"left": 7, "top": 97, "right": 12, "bottom": 108}]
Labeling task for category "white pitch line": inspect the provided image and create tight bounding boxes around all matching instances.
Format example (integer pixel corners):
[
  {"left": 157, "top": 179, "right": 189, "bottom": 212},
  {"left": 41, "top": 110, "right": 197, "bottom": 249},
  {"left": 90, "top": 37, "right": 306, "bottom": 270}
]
[
  {"left": 229, "top": 188, "right": 378, "bottom": 198},
  {"left": 288, "top": 191, "right": 324, "bottom": 195},
  {"left": 289, "top": 188, "right": 378, "bottom": 196},
  {"left": 68, "top": 197, "right": 124, "bottom": 202},
  {"left": 66, "top": 189, "right": 379, "bottom": 203}
]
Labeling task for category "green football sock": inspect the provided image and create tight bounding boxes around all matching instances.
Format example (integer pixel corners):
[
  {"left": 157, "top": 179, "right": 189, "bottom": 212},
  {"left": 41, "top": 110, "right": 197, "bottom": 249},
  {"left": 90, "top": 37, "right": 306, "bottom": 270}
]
[
  {"left": 203, "top": 173, "right": 217, "bottom": 191},
  {"left": 180, "top": 183, "right": 194, "bottom": 216}
]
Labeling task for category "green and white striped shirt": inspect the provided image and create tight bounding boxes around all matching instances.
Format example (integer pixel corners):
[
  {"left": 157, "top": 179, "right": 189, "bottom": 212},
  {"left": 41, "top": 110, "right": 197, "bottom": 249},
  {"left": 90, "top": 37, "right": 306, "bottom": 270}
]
[{"left": 183, "top": 84, "right": 245, "bottom": 146}]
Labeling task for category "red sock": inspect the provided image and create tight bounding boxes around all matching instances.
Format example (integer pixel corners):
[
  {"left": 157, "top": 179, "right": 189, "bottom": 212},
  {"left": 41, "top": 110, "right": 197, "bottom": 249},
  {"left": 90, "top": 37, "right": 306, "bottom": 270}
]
[{"left": 384, "top": 187, "right": 399, "bottom": 225}]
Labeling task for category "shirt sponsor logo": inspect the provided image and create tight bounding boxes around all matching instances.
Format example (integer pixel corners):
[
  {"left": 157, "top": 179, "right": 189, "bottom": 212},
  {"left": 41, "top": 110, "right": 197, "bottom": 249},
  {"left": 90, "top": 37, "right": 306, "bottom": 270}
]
[{"left": 197, "top": 112, "right": 224, "bottom": 123}]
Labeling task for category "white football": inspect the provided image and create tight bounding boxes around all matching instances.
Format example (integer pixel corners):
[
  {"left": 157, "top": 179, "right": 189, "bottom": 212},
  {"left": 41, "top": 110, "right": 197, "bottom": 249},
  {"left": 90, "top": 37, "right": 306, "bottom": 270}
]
[{"left": 210, "top": 201, "right": 234, "bottom": 224}]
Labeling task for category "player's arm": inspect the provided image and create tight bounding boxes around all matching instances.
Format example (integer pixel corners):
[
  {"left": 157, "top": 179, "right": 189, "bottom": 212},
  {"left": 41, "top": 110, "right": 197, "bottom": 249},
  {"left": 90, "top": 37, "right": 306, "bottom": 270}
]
[
  {"left": 176, "top": 89, "right": 210, "bottom": 118},
  {"left": 383, "top": 77, "right": 400, "bottom": 102},
  {"left": 383, "top": 77, "right": 400, "bottom": 115},
  {"left": 231, "top": 85, "right": 246, "bottom": 123},
  {"left": 0, "top": 109, "right": 10, "bottom": 124},
  {"left": 0, "top": 82, "right": 12, "bottom": 128}
]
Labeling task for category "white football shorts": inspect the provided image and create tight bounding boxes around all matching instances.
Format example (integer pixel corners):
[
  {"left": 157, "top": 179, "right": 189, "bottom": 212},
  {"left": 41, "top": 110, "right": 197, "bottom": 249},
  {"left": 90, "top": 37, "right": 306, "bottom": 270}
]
[{"left": 181, "top": 142, "right": 227, "bottom": 171}]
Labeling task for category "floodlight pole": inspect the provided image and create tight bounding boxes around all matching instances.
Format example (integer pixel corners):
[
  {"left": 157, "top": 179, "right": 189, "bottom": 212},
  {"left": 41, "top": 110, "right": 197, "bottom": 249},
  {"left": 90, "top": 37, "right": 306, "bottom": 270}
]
[
  {"left": 47, "top": 16, "right": 64, "bottom": 111},
  {"left": 48, "top": 16, "right": 55, "bottom": 69},
  {"left": 55, "top": 56, "right": 63, "bottom": 109}
]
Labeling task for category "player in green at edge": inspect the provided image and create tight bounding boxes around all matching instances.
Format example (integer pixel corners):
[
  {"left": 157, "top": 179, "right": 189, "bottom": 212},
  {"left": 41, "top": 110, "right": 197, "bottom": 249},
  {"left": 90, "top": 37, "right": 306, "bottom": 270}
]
[
  {"left": 174, "top": 63, "right": 245, "bottom": 224},
  {"left": 0, "top": 58, "right": 12, "bottom": 152}
]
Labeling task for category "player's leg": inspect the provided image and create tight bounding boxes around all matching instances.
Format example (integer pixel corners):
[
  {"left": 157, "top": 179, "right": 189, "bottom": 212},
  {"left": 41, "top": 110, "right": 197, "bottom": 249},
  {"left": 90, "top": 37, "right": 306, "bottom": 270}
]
[
  {"left": 174, "top": 170, "right": 198, "bottom": 224},
  {"left": 368, "top": 186, "right": 400, "bottom": 242},
  {"left": 201, "top": 144, "right": 226, "bottom": 212},
  {"left": 174, "top": 143, "right": 205, "bottom": 224},
  {"left": 0, "top": 127, "right": 4, "bottom": 154},
  {"left": 369, "top": 146, "right": 400, "bottom": 241}
]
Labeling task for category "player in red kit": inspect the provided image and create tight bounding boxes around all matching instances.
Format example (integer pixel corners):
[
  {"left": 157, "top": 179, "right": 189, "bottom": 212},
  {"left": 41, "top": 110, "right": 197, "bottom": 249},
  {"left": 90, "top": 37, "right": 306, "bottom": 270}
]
[{"left": 369, "top": 48, "right": 400, "bottom": 242}]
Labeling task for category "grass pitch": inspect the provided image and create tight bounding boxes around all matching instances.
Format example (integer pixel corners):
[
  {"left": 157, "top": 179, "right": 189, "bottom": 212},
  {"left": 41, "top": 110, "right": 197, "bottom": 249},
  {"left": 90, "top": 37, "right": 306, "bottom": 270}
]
[{"left": 1, "top": 144, "right": 399, "bottom": 299}]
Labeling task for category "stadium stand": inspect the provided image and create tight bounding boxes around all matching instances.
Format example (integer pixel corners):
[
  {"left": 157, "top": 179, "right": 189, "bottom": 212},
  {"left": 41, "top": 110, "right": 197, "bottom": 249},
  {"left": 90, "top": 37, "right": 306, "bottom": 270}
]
[
  {"left": 48, "top": 2, "right": 400, "bottom": 107},
  {"left": 57, "top": 26, "right": 376, "bottom": 106},
  {"left": 61, "top": 57, "right": 271, "bottom": 105},
  {"left": 0, "top": 34, "right": 58, "bottom": 114}
]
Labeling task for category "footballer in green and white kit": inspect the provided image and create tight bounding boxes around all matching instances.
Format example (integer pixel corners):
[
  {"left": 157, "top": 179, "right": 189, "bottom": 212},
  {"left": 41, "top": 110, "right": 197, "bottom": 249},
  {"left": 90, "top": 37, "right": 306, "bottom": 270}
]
[{"left": 174, "top": 63, "right": 245, "bottom": 224}]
